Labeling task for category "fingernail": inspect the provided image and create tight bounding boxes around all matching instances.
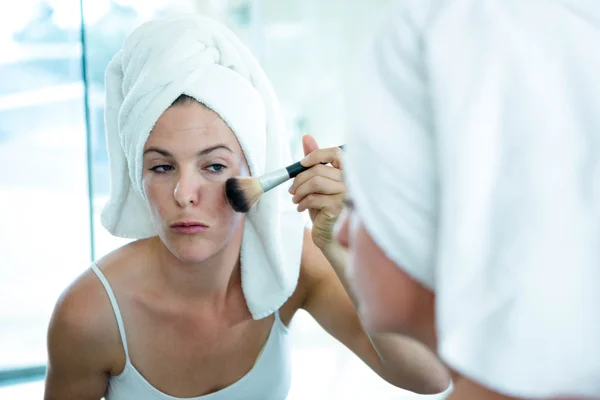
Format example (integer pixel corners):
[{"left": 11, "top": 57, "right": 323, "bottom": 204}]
[{"left": 288, "top": 185, "right": 293, "bottom": 193}]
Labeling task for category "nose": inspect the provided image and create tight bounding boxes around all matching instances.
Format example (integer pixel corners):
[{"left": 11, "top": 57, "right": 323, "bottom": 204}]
[
  {"left": 334, "top": 209, "right": 350, "bottom": 249},
  {"left": 174, "top": 172, "right": 200, "bottom": 207}
]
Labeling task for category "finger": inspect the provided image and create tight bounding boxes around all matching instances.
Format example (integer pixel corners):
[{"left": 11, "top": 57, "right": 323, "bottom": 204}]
[
  {"left": 302, "top": 134, "right": 319, "bottom": 157},
  {"left": 292, "top": 175, "right": 346, "bottom": 204},
  {"left": 289, "top": 164, "right": 344, "bottom": 194},
  {"left": 296, "top": 193, "right": 346, "bottom": 214},
  {"left": 300, "top": 146, "right": 344, "bottom": 169}
]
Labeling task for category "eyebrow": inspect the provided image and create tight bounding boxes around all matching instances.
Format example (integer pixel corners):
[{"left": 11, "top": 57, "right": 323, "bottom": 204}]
[{"left": 143, "top": 144, "right": 233, "bottom": 158}]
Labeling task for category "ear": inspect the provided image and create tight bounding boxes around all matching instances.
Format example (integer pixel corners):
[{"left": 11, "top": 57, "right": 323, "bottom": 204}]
[{"left": 302, "top": 134, "right": 320, "bottom": 156}]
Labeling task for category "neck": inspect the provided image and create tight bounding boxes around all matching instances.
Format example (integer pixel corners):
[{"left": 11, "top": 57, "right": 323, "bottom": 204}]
[{"left": 149, "top": 231, "right": 244, "bottom": 311}]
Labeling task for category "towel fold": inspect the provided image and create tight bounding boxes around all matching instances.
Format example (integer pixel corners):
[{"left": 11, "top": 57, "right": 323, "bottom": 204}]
[
  {"left": 344, "top": 27, "right": 438, "bottom": 289},
  {"left": 101, "top": 14, "right": 304, "bottom": 319}
]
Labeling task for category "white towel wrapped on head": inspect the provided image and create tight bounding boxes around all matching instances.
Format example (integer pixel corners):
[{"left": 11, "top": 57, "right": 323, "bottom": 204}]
[{"left": 100, "top": 14, "right": 304, "bottom": 320}]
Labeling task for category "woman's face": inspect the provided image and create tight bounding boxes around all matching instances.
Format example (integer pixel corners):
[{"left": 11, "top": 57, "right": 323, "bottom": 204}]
[
  {"left": 142, "top": 101, "right": 249, "bottom": 263},
  {"left": 334, "top": 202, "right": 437, "bottom": 350}
]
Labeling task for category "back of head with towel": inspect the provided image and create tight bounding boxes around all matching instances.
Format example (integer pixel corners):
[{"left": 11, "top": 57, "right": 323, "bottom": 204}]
[
  {"left": 44, "top": 12, "right": 451, "bottom": 400},
  {"left": 336, "top": 0, "right": 600, "bottom": 399}
]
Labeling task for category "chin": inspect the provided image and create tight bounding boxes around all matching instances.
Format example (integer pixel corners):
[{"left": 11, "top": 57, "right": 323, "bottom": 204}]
[{"left": 164, "top": 236, "right": 224, "bottom": 264}]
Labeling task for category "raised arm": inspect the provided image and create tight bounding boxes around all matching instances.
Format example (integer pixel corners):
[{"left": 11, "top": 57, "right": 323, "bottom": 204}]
[
  {"left": 290, "top": 136, "right": 450, "bottom": 394},
  {"left": 299, "top": 228, "right": 450, "bottom": 394}
]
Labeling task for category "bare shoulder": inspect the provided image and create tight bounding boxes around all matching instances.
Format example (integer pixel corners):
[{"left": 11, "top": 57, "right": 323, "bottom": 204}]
[
  {"left": 48, "top": 263, "right": 122, "bottom": 373},
  {"left": 45, "top": 253, "right": 132, "bottom": 399},
  {"left": 47, "top": 240, "right": 148, "bottom": 374}
]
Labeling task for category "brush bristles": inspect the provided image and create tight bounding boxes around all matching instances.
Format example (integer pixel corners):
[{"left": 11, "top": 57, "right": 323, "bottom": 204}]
[{"left": 225, "top": 177, "right": 264, "bottom": 213}]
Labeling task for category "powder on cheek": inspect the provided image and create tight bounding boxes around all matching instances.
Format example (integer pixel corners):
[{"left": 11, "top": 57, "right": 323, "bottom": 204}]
[{"left": 218, "top": 186, "right": 245, "bottom": 227}]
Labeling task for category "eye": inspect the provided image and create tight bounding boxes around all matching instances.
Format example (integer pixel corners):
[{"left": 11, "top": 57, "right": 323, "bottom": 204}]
[
  {"left": 206, "top": 164, "right": 226, "bottom": 173},
  {"left": 150, "top": 165, "right": 174, "bottom": 174}
]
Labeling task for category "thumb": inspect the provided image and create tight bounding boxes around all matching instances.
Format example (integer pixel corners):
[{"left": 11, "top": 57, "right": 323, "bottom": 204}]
[{"left": 302, "top": 134, "right": 319, "bottom": 157}]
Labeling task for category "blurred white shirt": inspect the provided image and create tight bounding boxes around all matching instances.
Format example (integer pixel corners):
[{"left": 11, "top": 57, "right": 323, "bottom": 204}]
[{"left": 344, "top": 0, "right": 600, "bottom": 397}]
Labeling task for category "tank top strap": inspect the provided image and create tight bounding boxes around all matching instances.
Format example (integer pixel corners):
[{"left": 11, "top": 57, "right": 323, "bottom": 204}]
[
  {"left": 274, "top": 309, "right": 289, "bottom": 333},
  {"left": 91, "top": 263, "right": 130, "bottom": 361}
]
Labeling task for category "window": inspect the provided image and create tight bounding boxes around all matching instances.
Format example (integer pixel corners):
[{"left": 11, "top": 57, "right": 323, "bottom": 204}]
[{"left": 0, "top": 0, "right": 91, "bottom": 378}]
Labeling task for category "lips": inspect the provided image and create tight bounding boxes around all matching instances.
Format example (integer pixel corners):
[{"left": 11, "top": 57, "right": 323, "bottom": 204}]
[{"left": 170, "top": 221, "right": 209, "bottom": 234}]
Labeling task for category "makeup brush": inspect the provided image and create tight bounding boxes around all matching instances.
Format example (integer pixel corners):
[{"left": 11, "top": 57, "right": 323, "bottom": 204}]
[{"left": 226, "top": 145, "right": 345, "bottom": 213}]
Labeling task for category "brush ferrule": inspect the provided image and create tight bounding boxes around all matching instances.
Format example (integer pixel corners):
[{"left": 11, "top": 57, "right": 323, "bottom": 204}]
[{"left": 258, "top": 168, "right": 291, "bottom": 193}]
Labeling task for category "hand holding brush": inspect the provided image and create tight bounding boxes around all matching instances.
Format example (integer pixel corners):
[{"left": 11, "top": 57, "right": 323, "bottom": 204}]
[{"left": 225, "top": 139, "right": 344, "bottom": 213}]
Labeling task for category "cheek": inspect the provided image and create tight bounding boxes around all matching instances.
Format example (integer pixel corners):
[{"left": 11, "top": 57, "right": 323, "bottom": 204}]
[
  {"left": 205, "top": 182, "right": 244, "bottom": 227},
  {"left": 143, "top": 177, "right": 173, "bottom": 218}
]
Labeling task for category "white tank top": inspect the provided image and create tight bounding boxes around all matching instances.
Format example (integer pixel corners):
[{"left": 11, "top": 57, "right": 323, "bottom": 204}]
[{"left": 91, "top": 263, "right": 292, "bottom": 400}]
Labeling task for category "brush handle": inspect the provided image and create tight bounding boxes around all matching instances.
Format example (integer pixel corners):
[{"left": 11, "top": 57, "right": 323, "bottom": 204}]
[
  {"left": 259, "top": 145, "right": 345, "bottom": 193},
  {"left": 285, "top": 145, "right": 345, "bottom": 179}
]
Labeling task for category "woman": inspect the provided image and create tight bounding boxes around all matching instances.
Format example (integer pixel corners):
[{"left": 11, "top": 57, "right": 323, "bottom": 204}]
[
  {"left": 43, "top": 14, "right": 449, "bottom": 400},
  {"left": 336, "top": 1, "right": 600, "bottom": 400}
]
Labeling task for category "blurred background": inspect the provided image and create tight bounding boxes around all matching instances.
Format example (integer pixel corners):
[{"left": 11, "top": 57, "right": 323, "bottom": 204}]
[{"left": 0, "top": 0, "right": 447, "bottom": 398}]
